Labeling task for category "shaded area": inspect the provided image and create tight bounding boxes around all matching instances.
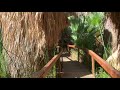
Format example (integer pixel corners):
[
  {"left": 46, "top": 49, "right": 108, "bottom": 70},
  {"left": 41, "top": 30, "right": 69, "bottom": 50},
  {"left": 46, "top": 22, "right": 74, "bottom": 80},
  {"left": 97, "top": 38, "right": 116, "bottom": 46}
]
[{"left": 61, "top": 52, "right": 94, "bottom": 78}]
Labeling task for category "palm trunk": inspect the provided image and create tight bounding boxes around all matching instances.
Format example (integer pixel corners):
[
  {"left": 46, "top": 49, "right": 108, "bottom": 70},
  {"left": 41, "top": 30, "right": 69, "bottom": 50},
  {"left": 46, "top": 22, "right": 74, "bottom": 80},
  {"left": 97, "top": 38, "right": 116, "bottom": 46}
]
[
  {"left": 0, "top": 12, "right": 66, "bottom": 78},
  {"left": 105, "top": 12, "right": 120, "bottom": 71}
]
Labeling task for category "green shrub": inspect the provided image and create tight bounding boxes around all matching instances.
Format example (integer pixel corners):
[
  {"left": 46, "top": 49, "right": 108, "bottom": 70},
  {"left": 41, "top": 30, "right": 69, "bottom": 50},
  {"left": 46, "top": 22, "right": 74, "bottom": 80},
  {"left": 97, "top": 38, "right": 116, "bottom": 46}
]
[
  {"left": 96, "top": 67, "right": 110, "bottom": 78},
  {"left": 68, "top": 12, "right": 104, "bottom": 50}
]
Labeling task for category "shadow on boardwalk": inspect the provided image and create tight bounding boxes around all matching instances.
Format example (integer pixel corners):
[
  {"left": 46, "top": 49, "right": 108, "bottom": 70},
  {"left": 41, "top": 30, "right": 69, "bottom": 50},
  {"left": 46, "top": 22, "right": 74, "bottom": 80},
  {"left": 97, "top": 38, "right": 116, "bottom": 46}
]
[{"left": 61, "top": 52, "right": 94, "bottom": 78}]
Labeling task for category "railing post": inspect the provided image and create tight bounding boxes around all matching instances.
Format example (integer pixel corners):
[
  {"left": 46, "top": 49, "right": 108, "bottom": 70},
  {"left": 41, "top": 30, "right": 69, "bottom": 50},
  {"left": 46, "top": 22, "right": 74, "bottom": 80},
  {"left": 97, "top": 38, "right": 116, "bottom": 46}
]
[
  {"left": 56, "top": 46, "right": 61, "bottom": 78},
  {"left": 78, "top": 48, "right": 79, "bottom": 62},
  {"left": 92, "top": 57, "right": 95, "bottom": 77},
  {"left": 67, "top": 45, "right": 70, "bottom": 55}
]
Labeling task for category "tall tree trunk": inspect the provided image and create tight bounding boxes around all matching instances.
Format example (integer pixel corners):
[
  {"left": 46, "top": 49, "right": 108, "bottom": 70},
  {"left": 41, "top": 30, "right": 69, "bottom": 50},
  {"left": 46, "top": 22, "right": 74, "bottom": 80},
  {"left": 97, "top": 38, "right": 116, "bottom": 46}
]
[
  {"left": 104, "top": 12, "right": 120, "bottom": 71},
  {"left": 0, "top": 12, "right": 66, "bottom": 78}
]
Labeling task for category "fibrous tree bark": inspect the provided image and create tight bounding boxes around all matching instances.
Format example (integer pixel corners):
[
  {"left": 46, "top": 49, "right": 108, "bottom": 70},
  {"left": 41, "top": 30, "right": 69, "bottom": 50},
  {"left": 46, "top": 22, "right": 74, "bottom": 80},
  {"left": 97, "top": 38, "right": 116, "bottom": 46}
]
[
  {"left": 104, "top": 12, "right": 120, "bottom": 71},
  {"left": 0, "top": 12, "right": 66, "bottom": 78}
]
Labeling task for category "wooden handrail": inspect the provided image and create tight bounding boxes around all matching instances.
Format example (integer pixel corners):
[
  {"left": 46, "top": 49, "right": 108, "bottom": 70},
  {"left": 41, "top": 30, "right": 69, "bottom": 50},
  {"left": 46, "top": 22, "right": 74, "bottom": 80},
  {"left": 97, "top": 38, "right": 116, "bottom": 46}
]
[
  {"left": 88, "top": 50, "right": 120, "bottom": 78},
  {"left": 31, "top": 49, "right": 63, "bottom": 78},
  {"left": 67, "top": 45, "right": 76, "bottom": 48},
  {"left": 67, "top": 44, "right": 120, "bottom": 78}
]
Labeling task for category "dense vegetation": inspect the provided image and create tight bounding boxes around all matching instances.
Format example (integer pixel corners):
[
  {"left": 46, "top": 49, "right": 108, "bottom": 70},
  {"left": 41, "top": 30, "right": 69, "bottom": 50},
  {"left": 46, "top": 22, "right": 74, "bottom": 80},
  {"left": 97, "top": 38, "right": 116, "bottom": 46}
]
[{"left": 67, "top": 12, "right": 112, "bottom": 78}]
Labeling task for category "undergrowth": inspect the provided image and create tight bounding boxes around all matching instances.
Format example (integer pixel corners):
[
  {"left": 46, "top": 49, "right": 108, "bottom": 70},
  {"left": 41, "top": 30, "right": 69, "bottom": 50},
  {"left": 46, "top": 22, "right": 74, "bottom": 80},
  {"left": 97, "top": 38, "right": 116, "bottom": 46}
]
[{"left": 96, "top": 67, "right": 110, "bottom": 78}]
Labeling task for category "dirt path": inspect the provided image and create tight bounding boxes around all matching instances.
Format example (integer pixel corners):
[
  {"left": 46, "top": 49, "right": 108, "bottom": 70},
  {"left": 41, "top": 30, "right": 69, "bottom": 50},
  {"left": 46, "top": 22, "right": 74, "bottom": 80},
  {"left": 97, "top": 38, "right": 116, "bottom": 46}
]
[{"left": 61, "top": 52, "right": 94, "bottom": 78}]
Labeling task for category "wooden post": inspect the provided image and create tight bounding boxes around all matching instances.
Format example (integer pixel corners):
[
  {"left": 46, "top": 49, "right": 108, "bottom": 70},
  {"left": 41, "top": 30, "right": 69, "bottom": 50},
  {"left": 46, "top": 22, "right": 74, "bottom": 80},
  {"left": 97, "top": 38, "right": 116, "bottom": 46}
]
[
  {"left": 56, "top": 46, "right": 61, "bottom": 78},
  {"left": 67, "top": 45, "right": 70, "bottom": 55},
  {"left": 59, "top": 57, "right": 63, "bottom": 72},
  {"left": 92, "top": 57, "right": 95, "bottom": 77},
  {"left": 78, "top": 48, "right": 79, "bottom": 62}
]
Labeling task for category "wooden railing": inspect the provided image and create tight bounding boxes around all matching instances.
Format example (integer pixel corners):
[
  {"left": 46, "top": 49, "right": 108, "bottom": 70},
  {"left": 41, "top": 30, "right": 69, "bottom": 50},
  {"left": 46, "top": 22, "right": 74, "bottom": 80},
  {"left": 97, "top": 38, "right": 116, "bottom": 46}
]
[
  {"left": 68, "top": 45, "right": 120, "bottom": 78},
  {"left": 31, "top": 44, "right": 120, "bottom": 78},
  {"left": 31, "top": 49, "right": 63, "bottom": 78}
]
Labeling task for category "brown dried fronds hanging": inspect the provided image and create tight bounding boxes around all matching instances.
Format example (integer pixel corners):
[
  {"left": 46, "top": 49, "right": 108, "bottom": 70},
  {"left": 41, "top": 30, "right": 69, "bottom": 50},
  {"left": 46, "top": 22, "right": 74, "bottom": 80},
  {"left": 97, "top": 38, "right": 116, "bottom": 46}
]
[
  {"left": 0, "top": 12, "right": 66, "bottom": 77},
  {"left": 105, "top": 12, "right": 120, "bottom": 71}
]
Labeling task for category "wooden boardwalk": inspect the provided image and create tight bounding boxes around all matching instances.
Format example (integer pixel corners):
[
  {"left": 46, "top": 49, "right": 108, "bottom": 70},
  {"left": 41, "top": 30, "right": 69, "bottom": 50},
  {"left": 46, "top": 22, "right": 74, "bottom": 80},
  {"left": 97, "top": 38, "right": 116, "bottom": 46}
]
[{"left": 61, "top": 52, "right": 94, "bottom": 78}]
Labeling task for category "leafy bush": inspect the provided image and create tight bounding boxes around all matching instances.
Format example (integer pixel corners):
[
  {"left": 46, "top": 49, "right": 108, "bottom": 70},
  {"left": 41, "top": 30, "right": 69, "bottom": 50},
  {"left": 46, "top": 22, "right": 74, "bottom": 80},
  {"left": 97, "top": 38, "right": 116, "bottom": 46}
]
[
  {"left": 96, "top": 67, "right": 110, "bottom": 78},
  {"left": 68, "top": 12, "right": 104, "bottom": 50}
]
